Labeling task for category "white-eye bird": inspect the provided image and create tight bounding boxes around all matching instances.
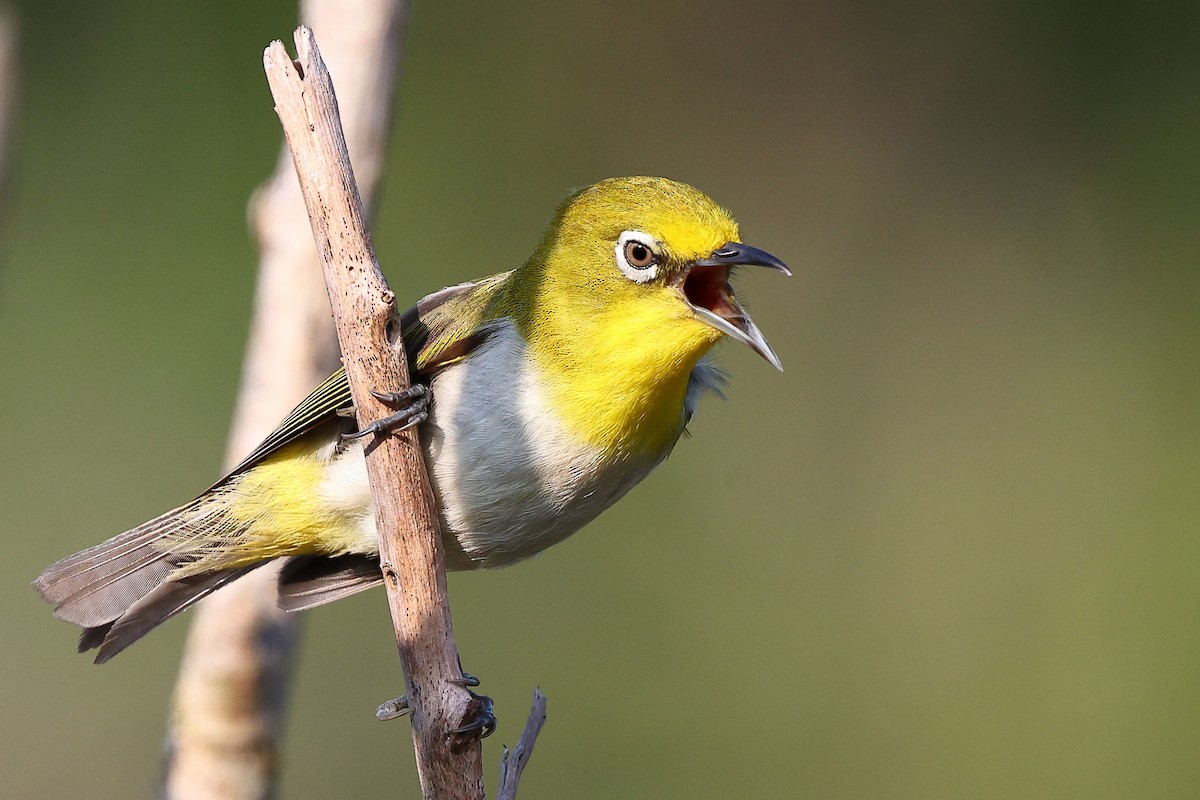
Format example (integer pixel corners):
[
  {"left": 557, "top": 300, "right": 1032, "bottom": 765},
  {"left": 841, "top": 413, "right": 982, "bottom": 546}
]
[{"left": 36, "top": 176, "right": 789, "bottom": 663}]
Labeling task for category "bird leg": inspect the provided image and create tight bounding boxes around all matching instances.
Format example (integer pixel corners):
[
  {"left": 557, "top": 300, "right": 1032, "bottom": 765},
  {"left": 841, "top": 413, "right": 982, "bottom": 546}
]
[
  {"left": 376, "top": 665, "right": 495, "bottom": 738},
  {"left": 376, "top": 694, "right": 410, "bottom": 721},
  {"left": 452, "top": 691, "right": 496, "bottom": 739},
  {"left": 377, "top": 662, "right": 476, "bottom": 720},
  {"left": 341, "top": 385, "right": 430, "bottom": 441},
  {"left": 450, "top": 671, "right": 480, "bottom": 688},
  {"left": 446, "top": 666, "right": 495, "bottom": 738}
]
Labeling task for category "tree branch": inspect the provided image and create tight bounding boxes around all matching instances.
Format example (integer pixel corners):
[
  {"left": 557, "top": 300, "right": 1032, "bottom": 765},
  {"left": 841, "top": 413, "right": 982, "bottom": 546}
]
[
  {"left": 264, "top": 26, "right": 486, "bottom": 800},
  {"left": 497, "top": 690, "right": 548, "bottom": 800},
  {"left": 163, "top": 3, "right": 410, "bottom": 798}
]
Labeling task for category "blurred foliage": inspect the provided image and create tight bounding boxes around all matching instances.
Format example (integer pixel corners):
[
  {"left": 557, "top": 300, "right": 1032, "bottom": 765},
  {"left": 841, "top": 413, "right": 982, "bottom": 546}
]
[{"left": 1, "top": 1, "right": 1198, "bottom": 798}]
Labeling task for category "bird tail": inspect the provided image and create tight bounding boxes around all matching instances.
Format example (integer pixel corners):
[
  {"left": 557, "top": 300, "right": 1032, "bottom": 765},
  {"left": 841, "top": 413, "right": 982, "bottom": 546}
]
[
  {"left": 277, "top": 554, "right": 383, "bottom": 612},
  {"left": 34, "top": 499, "right": 262, "bottom": 663}
]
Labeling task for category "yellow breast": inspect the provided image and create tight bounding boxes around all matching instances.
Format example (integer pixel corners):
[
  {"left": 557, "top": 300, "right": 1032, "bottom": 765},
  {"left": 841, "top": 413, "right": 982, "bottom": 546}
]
[{"left": 520, "top": 283, "right": 722, "bottom": 458}]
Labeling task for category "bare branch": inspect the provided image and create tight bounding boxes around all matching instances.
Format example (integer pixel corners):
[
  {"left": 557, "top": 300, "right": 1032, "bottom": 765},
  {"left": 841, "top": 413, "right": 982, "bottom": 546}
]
[
  {"left": 264, "top": 26, "right": 485, "bottom": 800},
  {"left": 163, "top": 3, "right": 410, "bottom": 798},
  {"left": 497, "top": 690, "right": 549, "bottom": 800}
]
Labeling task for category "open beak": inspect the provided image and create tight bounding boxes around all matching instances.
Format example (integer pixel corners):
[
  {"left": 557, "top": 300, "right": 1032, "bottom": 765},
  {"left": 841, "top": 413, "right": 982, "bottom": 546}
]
[{"left": 674, "top": 241, "right": 791, "bottom": 371}]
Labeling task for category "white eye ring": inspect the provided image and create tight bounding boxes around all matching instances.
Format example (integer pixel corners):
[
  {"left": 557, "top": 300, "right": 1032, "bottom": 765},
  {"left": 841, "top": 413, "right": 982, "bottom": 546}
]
[{"left": 615, "top": 230, "right": 660, "bottom": 283}]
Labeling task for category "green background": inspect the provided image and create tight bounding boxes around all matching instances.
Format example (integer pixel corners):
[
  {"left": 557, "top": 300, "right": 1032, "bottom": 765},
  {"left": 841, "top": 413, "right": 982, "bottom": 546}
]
[{"left": 2, "top": 1, "right": 1198, "bottom": 797}]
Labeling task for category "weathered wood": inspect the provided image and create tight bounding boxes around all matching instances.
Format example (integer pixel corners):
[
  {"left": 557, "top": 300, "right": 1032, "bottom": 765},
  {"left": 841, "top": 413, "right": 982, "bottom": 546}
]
[
  {"left": 164, "top": 4, "right": 410, "bottom": 798},
  {"left": 497, "top": 690, "right": 549, "bottom": 800},
  {"left": 264, "top": 26, "right": 486, "bottom": 799}
]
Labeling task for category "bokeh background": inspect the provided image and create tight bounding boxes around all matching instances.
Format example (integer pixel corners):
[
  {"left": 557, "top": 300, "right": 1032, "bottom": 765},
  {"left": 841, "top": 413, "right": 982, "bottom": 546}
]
[{"left": 2, "top": 1, "right": 1198, "bottom": 797}]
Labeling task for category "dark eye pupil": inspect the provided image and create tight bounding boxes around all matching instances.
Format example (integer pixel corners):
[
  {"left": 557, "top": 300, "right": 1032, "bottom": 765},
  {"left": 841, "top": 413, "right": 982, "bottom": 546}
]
[{"left": 626, "top": 241, "right": 653, "bottom": 268}]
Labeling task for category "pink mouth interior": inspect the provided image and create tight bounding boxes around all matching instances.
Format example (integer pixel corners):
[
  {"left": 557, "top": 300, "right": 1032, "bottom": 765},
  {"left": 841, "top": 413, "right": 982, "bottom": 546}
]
[{"left": 683, "top": 265, "right": 737, "bottom": 318}]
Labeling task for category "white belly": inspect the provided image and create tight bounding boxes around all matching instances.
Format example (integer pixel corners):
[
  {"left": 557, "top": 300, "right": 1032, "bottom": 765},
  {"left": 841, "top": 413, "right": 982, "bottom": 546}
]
[
  {"left": 320, "top": 324, "right": 677, "bottom": 569},
  {"left": 429, "top": 324, "right": 678, "bottom": 568}
]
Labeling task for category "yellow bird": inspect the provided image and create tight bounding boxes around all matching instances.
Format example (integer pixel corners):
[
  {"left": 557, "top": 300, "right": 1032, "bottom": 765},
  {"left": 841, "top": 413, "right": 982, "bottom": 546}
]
[{"left": 36, "top": 176, "right": 789, "bottom": 664}]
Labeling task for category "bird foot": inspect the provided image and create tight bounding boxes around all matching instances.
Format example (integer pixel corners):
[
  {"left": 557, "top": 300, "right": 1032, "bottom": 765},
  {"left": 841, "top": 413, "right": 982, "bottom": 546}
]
[
  {"left": 451, "top": 691, "right": 496, "bottom": 739},
  {"left": 342, "top": 385, "right": 430, "bottom": 441},
  {"left": 376, "top": 694, "right": 410, "bottom": 721},
  {"left": 375, "top": 669, "right": 493, "bottom": 735},
  {"left": 450, "top": 671, "right": 480, "bottom": 688}
]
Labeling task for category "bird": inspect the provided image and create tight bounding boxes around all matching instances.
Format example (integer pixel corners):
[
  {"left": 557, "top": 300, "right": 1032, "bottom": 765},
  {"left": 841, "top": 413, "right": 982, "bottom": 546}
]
[{"left": 35, "top": 176, "right": 790, "bottom": 665}]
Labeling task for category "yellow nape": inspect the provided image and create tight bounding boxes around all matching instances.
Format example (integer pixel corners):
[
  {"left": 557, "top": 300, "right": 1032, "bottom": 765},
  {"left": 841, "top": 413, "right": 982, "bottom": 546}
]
[{"left": 508, "top": 177, "right": 740, "bottom": 456}]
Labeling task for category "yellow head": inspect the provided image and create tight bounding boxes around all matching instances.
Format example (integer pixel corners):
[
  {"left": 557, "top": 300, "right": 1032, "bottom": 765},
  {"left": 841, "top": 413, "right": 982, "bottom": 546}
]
[{"left": 507, "top": 176, "right": 789, "bottom": 454}]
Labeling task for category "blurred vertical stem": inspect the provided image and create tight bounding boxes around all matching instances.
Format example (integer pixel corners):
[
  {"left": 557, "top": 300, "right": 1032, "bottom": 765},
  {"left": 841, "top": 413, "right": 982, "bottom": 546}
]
[
  {"left": 162, "top": 2, "right": 410, "bottom": 798},
  {"left": 0, "top": 3, "right": 18, "bottom": 228}
]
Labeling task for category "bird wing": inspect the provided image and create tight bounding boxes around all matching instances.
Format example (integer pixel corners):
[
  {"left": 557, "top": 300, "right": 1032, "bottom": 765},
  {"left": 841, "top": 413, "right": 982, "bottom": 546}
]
[{"left": 212, "top": 271, "right": 511, "bottom": 487}]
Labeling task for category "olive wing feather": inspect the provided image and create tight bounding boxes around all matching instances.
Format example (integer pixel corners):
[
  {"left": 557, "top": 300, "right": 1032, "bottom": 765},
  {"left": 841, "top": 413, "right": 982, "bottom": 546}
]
[{"left": 213, "top": 272, "right": 510, "bottom": 487}]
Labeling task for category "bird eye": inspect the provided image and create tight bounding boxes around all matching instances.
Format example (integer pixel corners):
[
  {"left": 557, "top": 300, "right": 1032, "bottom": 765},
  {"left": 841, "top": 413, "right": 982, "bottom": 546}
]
[
  {"left": 624, "top": 240, "right": 656, "bottom": 270},
  {"left": 615, "top": 231, "right": 661, "bottom": 283}
]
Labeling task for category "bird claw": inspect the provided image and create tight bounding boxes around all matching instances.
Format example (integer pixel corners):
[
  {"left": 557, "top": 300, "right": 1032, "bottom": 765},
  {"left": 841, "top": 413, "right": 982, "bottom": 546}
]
[
  {"left": 375, "top": 669, "right": 485, "bottom": 727},
  {"left": 370, "top": 385, "right": 427, "bottom": 406},
  {"left": 449, "top": 671, "right": 480, "bottom": 688},
  {"left": 341, "top": 385, "right": 431, "bottom": 441},
  {"left": 451, "top": 691, "right": 496, "bottom": 739},
  {"left": 376, "top": 694, "right": 410, "bottom": 721}
]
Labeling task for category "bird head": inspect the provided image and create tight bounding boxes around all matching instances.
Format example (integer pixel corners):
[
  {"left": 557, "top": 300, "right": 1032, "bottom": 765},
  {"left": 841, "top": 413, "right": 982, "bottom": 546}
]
[{"left": 517, "top": 176, "right": 790, "bottom": 375}]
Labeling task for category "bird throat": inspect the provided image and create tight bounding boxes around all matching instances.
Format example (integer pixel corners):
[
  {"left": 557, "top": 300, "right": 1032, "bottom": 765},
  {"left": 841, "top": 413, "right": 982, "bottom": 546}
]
[{"left": 521, "top": 305, "right": 715, "bottom": 458}]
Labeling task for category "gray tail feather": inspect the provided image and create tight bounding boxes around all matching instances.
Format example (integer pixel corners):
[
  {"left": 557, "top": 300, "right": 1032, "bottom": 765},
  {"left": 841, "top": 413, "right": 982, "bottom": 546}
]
[
  {"left": 277, "top": 554, "right": 382, "bottom": 612},
  {"left": 82, "top": 565, "right": 261, "bottom": 663},
  {"left": 35, "top": 500, "right": 261, "bottom": 661},
  {"left": 77, "top": 622, "right": 115, "bottom": 653},
  {"left": 34, "top": 504, "right": 202, "bottom": 628}
]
